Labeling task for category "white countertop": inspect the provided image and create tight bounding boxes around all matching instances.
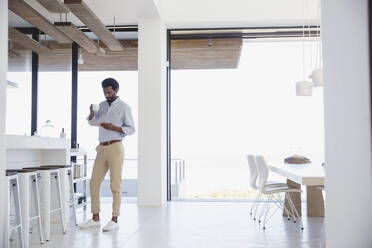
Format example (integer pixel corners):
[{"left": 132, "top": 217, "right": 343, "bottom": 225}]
[
  {"left": 6, "top": 135, "right": 70, "bottom": 149},
  {"left": 70, "top": 148, "right": 88, "bottom": 156}
]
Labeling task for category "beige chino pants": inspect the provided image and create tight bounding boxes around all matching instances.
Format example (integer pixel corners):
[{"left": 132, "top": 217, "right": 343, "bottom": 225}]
[{"left": 90, "top": 142, "right": 124, "bottom": 216}]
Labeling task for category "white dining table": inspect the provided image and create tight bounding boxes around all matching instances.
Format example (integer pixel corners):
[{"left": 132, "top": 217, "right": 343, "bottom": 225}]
[{"left": 268, "top": 160, "right": 325, "bottom": 217}]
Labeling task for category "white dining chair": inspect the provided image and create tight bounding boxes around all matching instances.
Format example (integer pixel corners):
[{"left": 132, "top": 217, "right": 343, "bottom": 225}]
[
  {"left": 246, "top": 154, "right": 286, "bottom": 220},
  {"left": 255, "top": 155, "right": 304, "bottom": 230}
]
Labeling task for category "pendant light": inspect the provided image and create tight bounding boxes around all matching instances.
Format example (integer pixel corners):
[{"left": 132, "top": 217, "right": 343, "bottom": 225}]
[
  {"left": 78, "top": 47, "right": 84, "bottom": 65},
  {"left": 296, "top": 0, "right": 313, "bottom": 96},
  {"left": 296, "top": 81, "right": 312, "bottom": 96},
  {"left": 309, "top": 68, "right": 322, "bottom": 87},
  {"left": 78, "top": 52, "right": 84, "bottom": 65}
]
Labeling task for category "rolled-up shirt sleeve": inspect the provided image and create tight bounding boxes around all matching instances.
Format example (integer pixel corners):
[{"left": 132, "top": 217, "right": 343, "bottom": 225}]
[{"left": 121, "top": 107, "right": 135, "bottom": 136}]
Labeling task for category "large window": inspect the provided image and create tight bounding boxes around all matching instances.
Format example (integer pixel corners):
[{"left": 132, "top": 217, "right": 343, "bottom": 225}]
[
  {"left": 7, "top": 71, "right": 72, "bottom": 137},
  {"left": 6, "top": 72, "right": 32, "bottom": 135},
  {"left": 171, "top": 40, "right": 324, "bottom": 199},
  {"left": 38, "top": 72, "right": 71, "bottom": 138}
]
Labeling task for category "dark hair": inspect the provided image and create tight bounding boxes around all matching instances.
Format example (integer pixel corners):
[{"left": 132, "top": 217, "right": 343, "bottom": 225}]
[{"left": 102, "top": 78, "right": 119, "bottom": 90}]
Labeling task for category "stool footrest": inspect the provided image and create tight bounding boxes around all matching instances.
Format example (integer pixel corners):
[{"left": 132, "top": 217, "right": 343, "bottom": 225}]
[
  {"left": 50, "top": 208, "right": 62, "bottom": 214},
  {"left": 29, "top": 215, "right": 41, "bottom": 221},
  {"left": 9, "top": 224, "right": 22, "bottom": 231}
]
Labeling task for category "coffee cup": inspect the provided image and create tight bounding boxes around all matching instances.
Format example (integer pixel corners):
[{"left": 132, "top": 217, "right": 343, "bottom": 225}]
[{"left": 91, "top": 104, "right": 100, "bottom": 112}]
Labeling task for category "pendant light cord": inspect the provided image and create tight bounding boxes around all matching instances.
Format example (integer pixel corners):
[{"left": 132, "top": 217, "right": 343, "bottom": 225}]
[
  {"left": 317, "top": 0, "right": 322, "bottom": 68},
  {"left": 308, "top": 2, "right": 313, "bottom": 72},
  {"left": 302, "top": 0, "right": 306, "bottom": 81}
]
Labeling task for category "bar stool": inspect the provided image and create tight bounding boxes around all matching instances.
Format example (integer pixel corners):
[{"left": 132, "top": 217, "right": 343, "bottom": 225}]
[
  {"left": 7, "top": 169, "right": 44, "bottom": 247},
  {"left": 41, "top": 165, "right": 77, "bottom": 226},
  {"left": 24, "top": 167, "right": 66, "bottom": 241},
  {"left": 6, "top": 171, "right": 24, "bottom": 248}
]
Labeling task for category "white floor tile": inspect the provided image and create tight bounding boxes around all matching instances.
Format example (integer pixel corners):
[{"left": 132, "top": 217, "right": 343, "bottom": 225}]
[{"left": 24, "top": 201, "right": 324, "bottom": 248}]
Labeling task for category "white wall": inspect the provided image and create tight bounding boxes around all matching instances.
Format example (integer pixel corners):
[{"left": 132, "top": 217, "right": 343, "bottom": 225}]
[
  {"left": 0, "top": 0, "right": 7, "bottom": 245},
  {"left": 322, "top": 0, "right": 372, "bottom": 247},
  {"left": 137, "top": 18, "right": 167, "bottom": 206}
]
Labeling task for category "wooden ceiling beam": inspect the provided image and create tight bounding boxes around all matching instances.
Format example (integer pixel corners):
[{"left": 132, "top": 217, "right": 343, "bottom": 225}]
[
  {"left": 36, "top": 0, "right": 69, "bottom": 13},
  {"left": 171, "top": 38, "right": 242, "bottom": 49},
  {"left": 44, "top": 39, "right": 138, "bottom": 50},
  {"left": 54, "top": 22, "right": 104, "bottom": 55},
  {"left": 8, "top": 38, "right": 242, "bottom": 71},
  {"left": 8, "top": 0, "right": 72, "bottom": 43},
  {"left": 9, "top": 27, "right": 53, "bottom": 55},
  {"left": 8, "top": 49, "right": 21, "bottom": 58},
  {"left": 64, "top": 0, "right": 124, "bottom": 51}
]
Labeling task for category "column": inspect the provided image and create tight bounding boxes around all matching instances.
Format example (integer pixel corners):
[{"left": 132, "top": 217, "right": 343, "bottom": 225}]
[
  {"left": 322, "top": 0, "right": 372, "bottom": 246},
  {"left": 137, "top": 18, "right": 167, "bottom": 206},
  {"left": 0, "top": 0, "right": 8, "bottom": 245}
]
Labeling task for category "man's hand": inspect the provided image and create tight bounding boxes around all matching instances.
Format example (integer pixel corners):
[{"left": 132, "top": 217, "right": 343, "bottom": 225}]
[
  {"left": 101, "top": 123, "right": 124, "bottom": 134},
  {"left": 88, "top": 104, "right": 94, "bottom": 120},
  {"left": 101, "top": 122, "right": 115, "bottom": 130}
]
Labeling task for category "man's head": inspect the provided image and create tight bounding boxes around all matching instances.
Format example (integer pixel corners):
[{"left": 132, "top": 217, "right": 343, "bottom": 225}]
[{"left": 102, "top": 78, "right": 119, "bottom": 102}]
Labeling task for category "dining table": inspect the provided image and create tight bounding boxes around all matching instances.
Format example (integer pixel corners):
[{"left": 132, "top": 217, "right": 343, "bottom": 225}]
[{"left": 268, "top": 160, "right": 325, "bottom": 217}]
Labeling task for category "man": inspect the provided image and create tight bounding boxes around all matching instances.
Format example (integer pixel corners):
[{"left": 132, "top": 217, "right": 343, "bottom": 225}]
[{"left": 79, "top": 78, "right": 135, "bottom": 231}]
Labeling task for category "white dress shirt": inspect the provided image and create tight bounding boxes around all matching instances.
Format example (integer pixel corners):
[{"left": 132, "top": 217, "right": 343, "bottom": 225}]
[{"left": 88, "top": 97, "right": 135, "bottom": 143}]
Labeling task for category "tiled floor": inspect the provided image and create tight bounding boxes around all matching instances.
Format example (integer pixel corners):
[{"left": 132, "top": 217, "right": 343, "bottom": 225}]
[{"left": 25, "top": 201, "right": 324, "bottom": 248}]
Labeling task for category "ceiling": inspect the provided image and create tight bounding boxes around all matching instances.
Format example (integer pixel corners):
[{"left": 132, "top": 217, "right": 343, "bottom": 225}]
[
  {"left": 8, "top": 0, "right": 138, "bottom": 28},
  {"left": 6, "top": 0, "right": 320, "bottom": 71},
  {"left": 161, "top": 0, "right": 320, "bottom": 28},
  {"left": 9, "top": 0, "right": 321, "bottom": 29}
]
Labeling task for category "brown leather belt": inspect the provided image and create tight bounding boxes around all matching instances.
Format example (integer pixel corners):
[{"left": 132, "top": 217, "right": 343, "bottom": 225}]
[{"left": 100, "top": 140, "right": 121, "bottom": 146}]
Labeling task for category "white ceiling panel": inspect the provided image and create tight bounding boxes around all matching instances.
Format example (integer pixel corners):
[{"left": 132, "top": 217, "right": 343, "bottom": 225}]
[{"left": 161, "top": 0, "right": 321, "bottom": 28}]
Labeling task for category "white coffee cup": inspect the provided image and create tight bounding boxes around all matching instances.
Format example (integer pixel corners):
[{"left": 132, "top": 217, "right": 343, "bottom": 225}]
[{"left": 92, "top": 104, "right": 100, "bottom": 112}]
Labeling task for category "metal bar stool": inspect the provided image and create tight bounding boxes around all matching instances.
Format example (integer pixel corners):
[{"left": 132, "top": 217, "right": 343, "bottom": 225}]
[
  {"left": 6, "top": 171, "right": 24, "bottom": 248},
  {"left": 24, "top": 167, "right": 66, "bottom": 241},
  {"left": 7, "top": 169, "right": 44, "bottom": 247},
  {"left": 41, "top": 165, "right": 77, "bottom": 226}
]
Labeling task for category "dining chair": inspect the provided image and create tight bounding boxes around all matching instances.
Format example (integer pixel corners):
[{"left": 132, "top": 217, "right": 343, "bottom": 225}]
[
  {"left": 255, "top": 155, "right": 304, "bottom": 230},
  {"left": 246, "top": 154, "right": 286, "bottom": 220}
]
